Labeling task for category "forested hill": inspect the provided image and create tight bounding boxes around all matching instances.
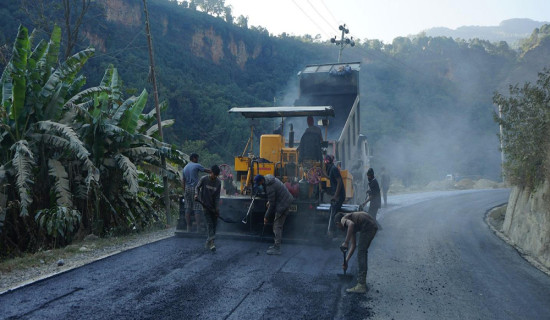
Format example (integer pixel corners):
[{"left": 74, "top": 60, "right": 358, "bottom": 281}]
[
  {"left": 0, "top": 0, "right": 340, "bottom": 163},
  {"left": 1, "top": 0, "right": 549, "bottom": 185},
  {"left": 424, "top": 18, "right": 549, "bottom": 48}
]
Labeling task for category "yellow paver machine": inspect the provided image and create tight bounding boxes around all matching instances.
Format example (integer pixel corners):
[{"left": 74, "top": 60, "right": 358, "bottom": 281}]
[{"left": 176, "top": 62, "right": 371, "bottom": 243}]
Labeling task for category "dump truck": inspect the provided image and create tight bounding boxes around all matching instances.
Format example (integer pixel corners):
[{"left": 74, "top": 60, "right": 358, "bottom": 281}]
[{"left": 176, "top": 62, "right": 371, "bottom": 243}]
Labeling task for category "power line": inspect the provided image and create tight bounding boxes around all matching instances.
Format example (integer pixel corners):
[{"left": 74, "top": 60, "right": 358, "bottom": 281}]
[
  {"left": 290, "top": 0, "right": 332, "bottom": 38},
  {"left": 90, "top": 27, "right": 146, "bottom": 59},
  {"left": 87, "top": 27, "right": 150, "bottom": 71},
  {"left": 305, "top": 0, "right": 339, "bottom": 36},
  {"left": 319, "top": 0, "right": 340, "bottom": 28}
]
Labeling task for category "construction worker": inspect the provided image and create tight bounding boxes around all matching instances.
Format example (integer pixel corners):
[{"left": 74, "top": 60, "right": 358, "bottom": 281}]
[
  {"left": 325, "top": 154, "right": 345, "bottom": 236},
  {"left": 253, "top": 174, "right": 293, "bottom": 255},
  {"left": 335, "top": 211, "right": 378, "bottom": 293},
  {"left": 297, "top": 116, "right": 323, "bottom": 163},
  {"left": 195, "top": 165, "right": 221, "bottom": 252},
  {"left": 380, "top": 167, "right": 390, "bottom": 207},
  {"left": 361, "top": 168, "right": 381, "bottom": 221},
  {"left": 182, "top": 153, "right": 211, "bottom": 232}
]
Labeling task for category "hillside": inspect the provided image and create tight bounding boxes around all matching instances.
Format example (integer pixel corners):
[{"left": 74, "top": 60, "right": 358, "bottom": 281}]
[
  {"left": 424, "top": 18, "right": 549, "bottom": 48},
  {"left": 1, "top": 0, "right": 550, "bottom": 186}
]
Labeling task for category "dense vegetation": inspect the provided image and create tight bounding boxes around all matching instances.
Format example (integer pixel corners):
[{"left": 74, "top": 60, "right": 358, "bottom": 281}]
[
  {"left": 493, "top": 24, "right": 550, "bottom": 188},
  {"left": 0, "top": 25, "right": 185, "bottom": 256},
  {"left": 0, "top": 0, "right": 549, "bottom": 255},
  {"left": 494, "top": 68, "right": 550, "bottom": 189}
]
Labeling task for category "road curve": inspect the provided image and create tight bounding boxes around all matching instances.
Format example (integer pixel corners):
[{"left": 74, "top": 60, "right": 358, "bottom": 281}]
[{"left": 1, "top": 189, "right": 549, "bottom": 320}]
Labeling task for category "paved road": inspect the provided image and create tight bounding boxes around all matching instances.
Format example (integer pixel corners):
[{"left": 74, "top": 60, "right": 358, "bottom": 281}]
[{"left": 2, "top": 189, "right": 550, "bottom": 320}]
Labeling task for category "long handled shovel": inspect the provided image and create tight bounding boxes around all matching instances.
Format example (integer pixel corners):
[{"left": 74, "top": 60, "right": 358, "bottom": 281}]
[
  {"left": 242, "top": 196, "right": 256, "bottom": 224},
  {"left": 337, "top": 246, "right": 353, "bottom": 281}
]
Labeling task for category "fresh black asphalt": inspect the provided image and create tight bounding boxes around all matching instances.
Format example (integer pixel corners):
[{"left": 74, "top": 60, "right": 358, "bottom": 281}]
[{"left": 2, "top": 189, "right": 550, "bottom": 319}]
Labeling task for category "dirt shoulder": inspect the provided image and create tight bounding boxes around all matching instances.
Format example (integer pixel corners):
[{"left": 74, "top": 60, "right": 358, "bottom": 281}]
[
  {"left": 485, "top": 205, "right": 550, "bottom": 277},
  {"left": 0, "top": 227, "right": 176, "bottom": 294}
]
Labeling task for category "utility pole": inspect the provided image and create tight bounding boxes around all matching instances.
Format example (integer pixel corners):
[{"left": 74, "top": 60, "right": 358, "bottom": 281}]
[
  {"left": 143, "top": 0, "right": 171, "bottom": 225},
  {"left": 331, "top": 24, "right": 355, "bottom": 63},
  {"left": 499, "top": 104, "right": 505, "bottom": 183}
]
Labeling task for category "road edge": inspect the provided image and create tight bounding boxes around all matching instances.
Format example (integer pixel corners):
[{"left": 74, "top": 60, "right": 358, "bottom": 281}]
[
  {"left": 0, "top": 233, "right": 175, "bottom": 296},
  {"left": 485, "top": 204, "right": 550, "bottom": 277}
]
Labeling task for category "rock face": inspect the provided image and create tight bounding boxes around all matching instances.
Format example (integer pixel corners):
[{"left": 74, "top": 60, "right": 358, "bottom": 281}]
[
  {"left": 96, "top": 0, "right": 258, "bottom": 69},
  {"left": 191, "top": 27, "right": 225, "bottom": 64},
  {"left": 502, "top": 180, "right": 550, "bottom": 268},
  {"left": 102, "top": 0, "right": 142, "bottom": 27}
]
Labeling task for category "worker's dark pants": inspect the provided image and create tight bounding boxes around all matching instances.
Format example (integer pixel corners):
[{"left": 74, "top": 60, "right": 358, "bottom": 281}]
[
  {"left": 184, "top": 186, "right": 202, "bottom": 214},
  {"left": 328, "top": 197, "right": 344, "bottom": 233},
  {"left": 203, "top": 209, "right": 218, "bottom": 242},
  {"left": 273, "top": 209, "right": 289, "bottom": 247},
  {"left": 368, "top": 205, "right": 379, "bottom": 221},
  {"left": 357, "top": 226, "right": 378, "bottom": 285}
]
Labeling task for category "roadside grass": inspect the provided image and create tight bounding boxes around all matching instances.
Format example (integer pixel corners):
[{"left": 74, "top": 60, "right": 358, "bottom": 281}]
[
  {"left": 487, "top": 205, "right": 507, "bottom": 231},
  {"left": 0, "top": 224, "right": 174, "bottom": 274}
]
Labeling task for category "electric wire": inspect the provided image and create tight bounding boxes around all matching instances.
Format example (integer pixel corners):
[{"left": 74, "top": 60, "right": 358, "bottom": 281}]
[
  {"left": 305, "top": 0, "right": 340, "bottom": 36},
  {"left": 90, "top": 26, "right": 146, "bottom": 59},
  {"left": 290, "top": 0, "right": 333, "bottom": 38},
  {"left": 87, "top": 27, "right": 150, "bottom": 71},
  {"left": 319, "top": 0, "right": 340, "bottom": 28}
]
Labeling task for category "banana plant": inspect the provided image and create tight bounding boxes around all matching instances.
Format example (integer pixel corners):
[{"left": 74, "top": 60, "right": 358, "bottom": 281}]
[
  {"left": 64, "top": 65, "right": 186, "bottom": 232},
  {"left": 0, "top": 25, "right": 96, "bottom": 245}
]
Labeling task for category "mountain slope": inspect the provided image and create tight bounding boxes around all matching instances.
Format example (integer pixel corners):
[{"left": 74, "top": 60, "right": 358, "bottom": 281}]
[
  {"left": 424, "top": 18, "right": 549, "bottom": 47},
  {"left": 1, "top": 0, "right": 549, "bottom": 184}
]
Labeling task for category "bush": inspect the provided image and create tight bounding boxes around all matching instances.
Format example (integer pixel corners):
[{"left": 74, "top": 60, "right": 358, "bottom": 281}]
[{"left": 493, "top": 68, "right": 550, "bottom": 188}]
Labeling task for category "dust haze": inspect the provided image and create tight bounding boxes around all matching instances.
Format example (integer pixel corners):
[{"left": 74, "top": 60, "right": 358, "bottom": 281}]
[
  {"left": 372, "top": 110, "right": 502, "bottom": 187},
  {"left": 266, "top": 64, "right": 503, "bottom": 188},
  {"left": 365, "top": 62, "right": 503, "bottom": 187}
]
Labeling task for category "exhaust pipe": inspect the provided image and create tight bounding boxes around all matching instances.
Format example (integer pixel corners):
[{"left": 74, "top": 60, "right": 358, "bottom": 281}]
[{"left": 288, "top": 124, "right": 294, "bottom": 148}]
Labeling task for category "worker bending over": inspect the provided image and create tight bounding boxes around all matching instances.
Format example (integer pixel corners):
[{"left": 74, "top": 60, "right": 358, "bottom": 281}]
[
  {"left": 253, "top": 174, "right": 293, "bottom": 255},
  {"left": 335, "top": 211, "right": 378, "bottom": 293}
]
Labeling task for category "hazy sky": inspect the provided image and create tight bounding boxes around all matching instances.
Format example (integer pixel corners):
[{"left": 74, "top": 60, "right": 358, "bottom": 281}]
[{"left": 225, "top": 0, "right": 550, "bottom": 43}]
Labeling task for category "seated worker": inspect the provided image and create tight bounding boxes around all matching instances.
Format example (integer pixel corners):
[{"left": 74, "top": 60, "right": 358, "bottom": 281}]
[{"left": 297, "top": 116, "right": 323, "bottom": 163}]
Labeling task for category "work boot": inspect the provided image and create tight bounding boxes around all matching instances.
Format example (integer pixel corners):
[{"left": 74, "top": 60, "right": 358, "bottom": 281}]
[
  {"left": 204, "top": 240, "right": 211, "bottom": 249},
  {"left": 209, "top": 240, "right": 216, "bottom": 252},
  {"left": 266, "top": 245, "right": 281, "bottom": 255},
  {"left": 346, "top": 283, "right": 367, "bottom": 294}
]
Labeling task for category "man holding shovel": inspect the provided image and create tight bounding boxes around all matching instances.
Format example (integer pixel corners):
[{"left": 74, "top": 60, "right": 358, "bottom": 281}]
[
  {"left": 335, "top": 211, "right": 378, "bottom": 293},
  {"left": 253, "top": 174, "right": 293, "bottom": 255}
]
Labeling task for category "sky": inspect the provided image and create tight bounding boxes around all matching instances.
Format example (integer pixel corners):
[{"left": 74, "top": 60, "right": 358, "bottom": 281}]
[{"left": 224, "top": 0, "right": 550, "bottom": 43}]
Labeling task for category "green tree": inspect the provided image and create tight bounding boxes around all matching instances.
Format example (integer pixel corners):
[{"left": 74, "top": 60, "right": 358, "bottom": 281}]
[
  {"left": 493, "top": 68, "right": 550, "bottom": 188},
  {"left": 179, "top": 140, "right": 223, "bottom": 169},
  {"left": 195, "top": 0, "right": 225, "bottom": 17},
  {"left": 224, "top": 5, "right": 233, "bottom": 24},
  {"left": 236, "top": 14, "right": 248, "bottom": 29},
  {"left": 19, "top": 0, "right": 94, "bottom": 58},
  {"left": 0, "top": 25, "right": 96, "bottom": 251},
  {"left": 64, "top": 66, "right": 187, "bottom": 235}
]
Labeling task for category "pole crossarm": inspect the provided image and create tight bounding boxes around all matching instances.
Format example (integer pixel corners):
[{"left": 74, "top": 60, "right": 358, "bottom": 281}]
[{"left": 330, "top": 24, "right": 355, "bottom": 63}]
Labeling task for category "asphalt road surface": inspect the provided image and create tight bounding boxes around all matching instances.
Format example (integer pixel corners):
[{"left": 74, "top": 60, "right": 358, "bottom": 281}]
[{"left": 2, "top": 189, "right": 550, "bottom": 320}]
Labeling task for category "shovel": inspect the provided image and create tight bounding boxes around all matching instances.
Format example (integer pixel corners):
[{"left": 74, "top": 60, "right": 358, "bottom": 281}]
[{"left": 337, "top": 246, "right": 354, "bottom": 281}]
